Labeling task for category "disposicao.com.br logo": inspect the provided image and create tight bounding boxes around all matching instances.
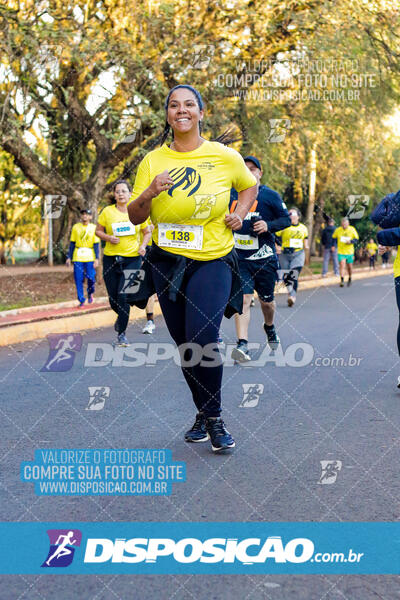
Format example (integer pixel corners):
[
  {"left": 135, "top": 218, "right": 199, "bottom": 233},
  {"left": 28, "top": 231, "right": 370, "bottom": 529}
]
[{"left": 83, "top": 536, "right": 363, "bottom": 566}]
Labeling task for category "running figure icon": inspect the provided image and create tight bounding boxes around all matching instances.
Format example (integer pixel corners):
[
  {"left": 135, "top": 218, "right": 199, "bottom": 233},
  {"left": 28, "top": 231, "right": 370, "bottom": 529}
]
[
  {"left": 45, "top": 336, "right": 75, "bottom": 371},
  {"left": 45, "top": 531, "right": 77, "bottom": 566},
  {"left": 41, "top": 334, "right": 82, "bottom": 372},
  {"left": 41, "top": 529, "right": 82, "bottom": 568}
]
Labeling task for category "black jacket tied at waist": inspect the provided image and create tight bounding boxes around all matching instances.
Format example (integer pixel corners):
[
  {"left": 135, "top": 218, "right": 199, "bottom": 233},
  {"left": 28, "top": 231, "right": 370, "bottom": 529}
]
[{"left": 123, "top": 242, "right": 243, "bottom": 318}]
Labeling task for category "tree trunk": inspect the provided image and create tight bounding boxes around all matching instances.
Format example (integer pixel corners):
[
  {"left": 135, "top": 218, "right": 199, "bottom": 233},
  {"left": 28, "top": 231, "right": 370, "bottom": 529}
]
[
  {"left": 305, "top": 144, "right": 317, "bottom": 265},
  {"left": 0, "top": 242, "right": 5, "bottom": 265},
  {"left": 314, "top": 194, "right": 325, "bottom": 257}
]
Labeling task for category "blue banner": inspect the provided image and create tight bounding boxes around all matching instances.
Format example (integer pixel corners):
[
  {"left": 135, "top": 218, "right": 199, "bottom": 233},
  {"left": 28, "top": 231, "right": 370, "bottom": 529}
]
[{"left": 1, "top": 522, "right": 400, "bottom": 574}]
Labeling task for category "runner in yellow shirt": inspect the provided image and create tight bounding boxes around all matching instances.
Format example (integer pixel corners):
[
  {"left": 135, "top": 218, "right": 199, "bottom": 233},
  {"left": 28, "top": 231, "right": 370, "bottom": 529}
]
[
  {"left": 96, "top": 180, "right": 152, "bottom": 346},
  {"left": 66, "top": 209, "right": 99, "bottom": 307},
  {"left": 275, "top": 209, "right": 308, "bottom": 307},
  {"left": 128, "top": 84, "right": 257, "bottom": 452},
  {"left": 332, "top": 217, "right": 359, "bottom": 287},
  {"left": 366, "top": 238, "right": 378, "bottom": 269}
]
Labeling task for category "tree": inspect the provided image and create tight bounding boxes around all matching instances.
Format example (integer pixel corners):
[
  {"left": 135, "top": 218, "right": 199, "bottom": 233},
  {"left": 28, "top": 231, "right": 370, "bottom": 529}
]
[
  {"left": 0, "top": 0, "right": 329, "bottom": 254},
  {"left": 0, "top": 152, "right": 41, "bottom": 264},
  {"left": 1, "top": 0, "right": 399, "bottom": 261}
]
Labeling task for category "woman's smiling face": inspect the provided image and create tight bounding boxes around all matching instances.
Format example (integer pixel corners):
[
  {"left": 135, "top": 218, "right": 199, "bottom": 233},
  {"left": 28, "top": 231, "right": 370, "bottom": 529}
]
[{"left": 167, "top": 88, "right": 204, "bottom": 135}]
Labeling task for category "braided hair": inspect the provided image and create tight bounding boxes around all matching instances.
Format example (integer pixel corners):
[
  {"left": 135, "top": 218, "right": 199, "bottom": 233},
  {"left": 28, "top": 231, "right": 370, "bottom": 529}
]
[{"left": 160, "top": 84, "right": 240, "bottom": 147}]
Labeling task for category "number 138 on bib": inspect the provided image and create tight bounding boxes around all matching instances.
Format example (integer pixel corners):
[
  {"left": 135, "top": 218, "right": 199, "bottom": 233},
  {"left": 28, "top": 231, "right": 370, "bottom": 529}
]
[{"left": 158, "top": 223, "right": 203, "bottom": 250}]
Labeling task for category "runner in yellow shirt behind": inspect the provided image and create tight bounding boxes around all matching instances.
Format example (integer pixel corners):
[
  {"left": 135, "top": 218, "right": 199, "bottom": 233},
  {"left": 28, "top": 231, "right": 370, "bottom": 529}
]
[
  {"left": 66, "top": 208, "right": 99, "bottom": 307},
  {"left": 332, "top": 217, "right": 359, "bottom": 287},
  {"left": 275, "top": 208, "right": 308, "bottom": 307},
  {"left": 366, "top": 238, "right": 378, "bottom": 270},
  {"left": 96, "top": 180, "right": 152, "bottom": 346}
]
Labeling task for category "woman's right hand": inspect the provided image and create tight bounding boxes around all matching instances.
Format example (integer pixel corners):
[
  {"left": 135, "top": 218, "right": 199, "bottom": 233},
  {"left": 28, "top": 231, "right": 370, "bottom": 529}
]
[
  {"left": 149, "top": 170, "right": 174, "bottom": 197},
  {"left": 378, "top": 244, "right": 389, "bottom": 255},
  {"left": 108, "top": 235, "right": 120, "bottom": 245}
]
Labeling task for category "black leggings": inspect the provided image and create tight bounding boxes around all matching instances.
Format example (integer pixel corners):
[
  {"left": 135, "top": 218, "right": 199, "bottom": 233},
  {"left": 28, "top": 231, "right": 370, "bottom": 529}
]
[
  {"left": 151, "top": 257, "right": 232, "bottom": 417},
  {"left": 103, "top": 255, "right": 142, "bottom": 334},
  {"left": 396, "top": 277, "right": 400, "bottom": 355}
]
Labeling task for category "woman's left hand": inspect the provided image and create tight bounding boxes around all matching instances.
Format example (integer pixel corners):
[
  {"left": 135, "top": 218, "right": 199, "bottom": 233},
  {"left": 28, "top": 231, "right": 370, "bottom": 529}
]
[{"left": 138, "top": 245, "right": 147, "bottom": 257}]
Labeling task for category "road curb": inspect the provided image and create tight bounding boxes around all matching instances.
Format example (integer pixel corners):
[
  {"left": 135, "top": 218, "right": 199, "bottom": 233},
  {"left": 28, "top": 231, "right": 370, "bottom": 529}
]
[
  {"left": 0, "top": 303, "right": 163, "bottom": 347},
  {"left": 0, "top": 267, "right": 392, "bottom": 347},
  {"left": 296, "top": 266, "right": 392, "bottom": 291},
  {"left": 0, "top": 296, "right": 109, "bottom": 318}
]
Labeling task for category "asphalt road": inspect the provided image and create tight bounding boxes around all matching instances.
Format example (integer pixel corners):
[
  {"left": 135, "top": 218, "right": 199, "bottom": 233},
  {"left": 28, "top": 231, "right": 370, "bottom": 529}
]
[{"left": 1, "top": 274, "right": 400, "bottom": 599}]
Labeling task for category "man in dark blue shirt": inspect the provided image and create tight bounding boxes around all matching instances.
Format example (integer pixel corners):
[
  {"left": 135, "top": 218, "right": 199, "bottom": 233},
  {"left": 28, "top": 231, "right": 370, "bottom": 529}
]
[
  {"left": 321, "top": 217, "right": 339, "bottom": 277},
  {"left": 230, "top": 156, "right": 291, "bottom": 362}
]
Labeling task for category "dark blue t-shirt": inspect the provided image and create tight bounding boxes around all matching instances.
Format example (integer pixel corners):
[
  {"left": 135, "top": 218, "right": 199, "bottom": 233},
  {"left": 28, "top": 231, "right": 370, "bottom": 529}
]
[{"left": 229, "top": 185, "right": 290, "bottom": 260}]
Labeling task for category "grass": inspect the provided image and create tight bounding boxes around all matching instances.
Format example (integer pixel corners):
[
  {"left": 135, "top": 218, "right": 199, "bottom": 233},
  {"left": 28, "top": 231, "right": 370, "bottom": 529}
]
[{"left": 0, "top": 296, "right": 74, "bottom": 312}]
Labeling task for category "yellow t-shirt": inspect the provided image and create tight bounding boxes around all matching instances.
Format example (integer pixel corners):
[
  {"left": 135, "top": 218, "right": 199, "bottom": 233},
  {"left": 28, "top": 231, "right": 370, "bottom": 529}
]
[
  {"left": 129, "top": 140, "right": 257, "bottom": 261},
  {"left": 393, "top": 248, "right": 399, "bottom": 278},
  {"left": 97, "top": 205, "right": 150, "bottom": 257},
  {"left": 275, "top": 223, "right": 308, "bottom": 252},
  {"left": 70, "top": 222, "right": 99, "bottom": 262},
  {"left": 366, "top": 242, "right": 378, "bottom": 256},
  {"left": 332, "top": 226, "right": 359, "bottom": 255}
]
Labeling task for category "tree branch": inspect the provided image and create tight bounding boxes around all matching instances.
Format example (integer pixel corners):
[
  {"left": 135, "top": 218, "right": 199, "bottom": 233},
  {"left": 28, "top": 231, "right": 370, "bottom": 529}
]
[
  {"left": 58, "top": 89, "right": 110, "bottom": 154},
  {"left": 0, "top": 119, "right": 81, "bottom": 200}
]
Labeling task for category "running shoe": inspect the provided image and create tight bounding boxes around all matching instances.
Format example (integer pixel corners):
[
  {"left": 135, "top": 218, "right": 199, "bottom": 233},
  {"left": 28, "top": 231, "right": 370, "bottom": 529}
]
[
  {"left": 347, "top": 278, "right": 352, "bottom": 287},
  {"left": 77, "top": 300, "right": 86, "bottom": 308},
  {"left": 231, "top": 341, "right": 251, "bottom": 363},
  {"left": 184, "top": 412, "right": 209, "bottom": 443},
  {"left": 397, "top": 376, "right": 400, "bottom": 389},
  {"left": 250, "top": 297, "right": 255, "bottom": 307},
  {"left": 142, "top": 320, "right": 155, "bottom": 334},
  {"left": 263, "top": 324, "right": 280, "bottom": 349},
  {"left": 115, "top": 332, "right": 130, "bottom": 347},
  {"left": 205, "top": 417, "right": 235, "bottom": 452},
  {"left": 88, "top": 295, "right": 94, "bottom": 304},
  {"left": 287, "top": 296, "right": 295, "bottom": 307},
  {"left": 340, "top": 278, "right": 344, "bottom": 288}
]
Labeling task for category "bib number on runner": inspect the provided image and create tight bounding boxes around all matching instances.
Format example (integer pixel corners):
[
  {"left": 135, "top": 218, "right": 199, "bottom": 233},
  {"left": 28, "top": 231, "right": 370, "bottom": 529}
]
[
  {"left": 158, "top": 223, "right": 203, "bottom": 250},
  {"left": 289, "top": 238, "right": 303, "bottom": 249},
  {"left": 234, "top": 234, "right": 259, "bottom": 250},
  {"left": 76, "top": 247, "right": 94, "bottom": 260},
  {"left": 340, "top": 236, "right": 351, "bottom": 244},
  {"left": 112, "top": 221, "right": 137, "bottom": 237}
]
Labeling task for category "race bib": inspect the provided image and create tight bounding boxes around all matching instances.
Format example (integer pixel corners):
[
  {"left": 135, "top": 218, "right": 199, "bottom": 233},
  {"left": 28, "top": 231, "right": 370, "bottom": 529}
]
[
  {"left": 112, "top": 221, "right": 137, "bottom": 237},
  {"left": 76, "top": 247, "right": 94, "bottom": 260},
  {"left": 289, "top": 238, "right": 303, "bottom": 249},
  {"left": 158, "top": 223, "right": 203, "bottom": 250},
  {"left": 234, "top": 234, "right": 259, "bottom": 250},
  {"left": 340, "top": 236, "right": 351, "bottom": 244}
]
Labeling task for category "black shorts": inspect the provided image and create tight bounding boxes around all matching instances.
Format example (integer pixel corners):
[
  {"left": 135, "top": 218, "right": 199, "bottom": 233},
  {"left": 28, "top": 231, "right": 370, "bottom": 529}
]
[{"left": 238, "top": 257, "right": 278, "bottom": 302}]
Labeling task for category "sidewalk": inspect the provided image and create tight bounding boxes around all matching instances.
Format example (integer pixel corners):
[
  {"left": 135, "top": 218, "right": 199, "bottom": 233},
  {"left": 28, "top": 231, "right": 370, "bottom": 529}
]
[
  {"left": 0, "top": 265, "right": 393, "bottom": 347},
  {"left": 0, "top": 264, "right": 70, "bottom": 277}
]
